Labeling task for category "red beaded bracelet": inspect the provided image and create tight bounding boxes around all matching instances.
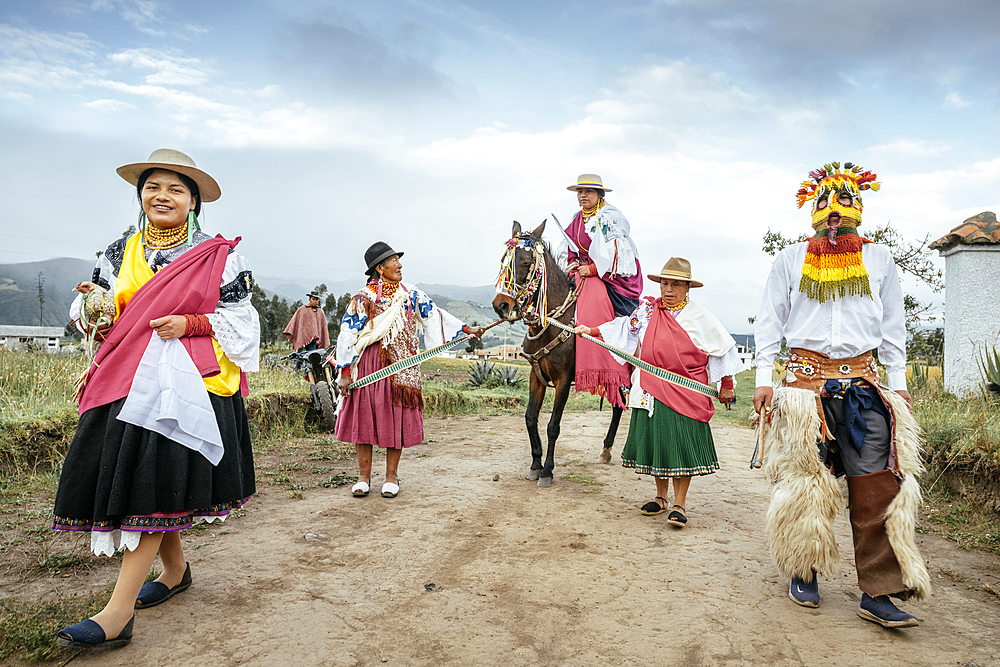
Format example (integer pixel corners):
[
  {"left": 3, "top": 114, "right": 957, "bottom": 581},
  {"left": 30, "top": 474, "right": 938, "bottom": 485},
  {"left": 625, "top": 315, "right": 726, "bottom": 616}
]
[{"left": 720, "top": 376, "right": 734, "bottom": 389}]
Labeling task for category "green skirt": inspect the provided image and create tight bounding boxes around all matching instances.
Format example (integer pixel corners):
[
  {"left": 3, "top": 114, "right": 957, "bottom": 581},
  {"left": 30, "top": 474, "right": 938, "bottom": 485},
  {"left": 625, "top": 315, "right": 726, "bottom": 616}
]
[{"left": 622, "top": 399, "right": 719, "bottom": 477}]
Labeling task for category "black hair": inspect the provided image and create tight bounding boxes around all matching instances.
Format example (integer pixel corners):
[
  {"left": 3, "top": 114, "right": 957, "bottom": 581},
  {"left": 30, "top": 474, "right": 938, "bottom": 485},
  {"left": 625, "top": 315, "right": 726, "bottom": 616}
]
[
  {"left": 136, "top": 167, "right": 202, "bottom": 217},
  {"left": 595, "top": 188, "right": 606, "bottom": 198}
]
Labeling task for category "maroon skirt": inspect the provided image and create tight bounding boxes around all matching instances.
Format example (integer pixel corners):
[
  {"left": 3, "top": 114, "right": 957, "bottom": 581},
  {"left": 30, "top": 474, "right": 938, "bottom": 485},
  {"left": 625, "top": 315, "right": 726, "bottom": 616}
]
[{"left": 335, "top": 344, "right": 424, "bottom": 448}]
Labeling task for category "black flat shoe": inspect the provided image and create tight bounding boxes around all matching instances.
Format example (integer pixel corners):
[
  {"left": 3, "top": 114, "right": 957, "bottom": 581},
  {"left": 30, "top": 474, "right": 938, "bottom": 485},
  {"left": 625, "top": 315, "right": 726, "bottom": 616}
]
[
  {"left": 135, "top": 562, "right": 192, "bottom": 609},
  {"left": 57, "top": 614, "right": 134, "bottom": 649},
  {"left": 640, "top": 497, "right": 668, "bottom": 516},
  {"left": 667, "top": 505, "right": 687, "bottom": 527}
]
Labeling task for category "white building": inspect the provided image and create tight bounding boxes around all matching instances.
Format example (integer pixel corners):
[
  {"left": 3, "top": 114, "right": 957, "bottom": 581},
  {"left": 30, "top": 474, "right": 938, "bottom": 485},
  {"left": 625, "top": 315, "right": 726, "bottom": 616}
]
[
  {"left": 0, "top": 325, "right": 66, "bottom": 351},
  {"left": 930, "top": 212, "right": 1000, "bottom": 396}
]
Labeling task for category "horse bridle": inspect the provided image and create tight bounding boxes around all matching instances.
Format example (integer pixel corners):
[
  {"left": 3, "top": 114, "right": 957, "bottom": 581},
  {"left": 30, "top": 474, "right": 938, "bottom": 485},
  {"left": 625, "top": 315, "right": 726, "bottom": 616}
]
[{"left": 502, "top": 234, "right": 581, "bottom": 337}]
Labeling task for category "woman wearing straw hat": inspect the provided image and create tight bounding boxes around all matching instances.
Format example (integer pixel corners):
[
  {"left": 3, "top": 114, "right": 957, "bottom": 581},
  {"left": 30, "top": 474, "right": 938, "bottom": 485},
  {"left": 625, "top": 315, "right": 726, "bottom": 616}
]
[
  {"left": 575, "top": 258, "right": 741, "bottom": 525},
  {"left": 563, "top": 174, "right": 642, "bottom": 410},
  {"left": 53, "top": 149, "right": 259, "bottom": 649},
  {"left": 334, "top": 242, "right": 484, "bottom": 498}
]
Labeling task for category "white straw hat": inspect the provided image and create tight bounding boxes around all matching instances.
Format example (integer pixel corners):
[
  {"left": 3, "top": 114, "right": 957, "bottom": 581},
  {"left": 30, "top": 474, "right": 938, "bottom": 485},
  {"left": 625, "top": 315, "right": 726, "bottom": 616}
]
[{"left": 116, "top": 148, "right": 221, "bottom": 202}]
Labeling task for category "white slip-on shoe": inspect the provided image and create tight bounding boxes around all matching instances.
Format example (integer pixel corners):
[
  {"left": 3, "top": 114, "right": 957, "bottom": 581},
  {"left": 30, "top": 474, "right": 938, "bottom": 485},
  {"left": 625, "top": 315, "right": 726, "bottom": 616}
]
[
  {"left": 351, "top": 481, "right": 370, "bottom": 497},
  {"left": 381, "top": 482, "right": 399, "bottom": 498}
]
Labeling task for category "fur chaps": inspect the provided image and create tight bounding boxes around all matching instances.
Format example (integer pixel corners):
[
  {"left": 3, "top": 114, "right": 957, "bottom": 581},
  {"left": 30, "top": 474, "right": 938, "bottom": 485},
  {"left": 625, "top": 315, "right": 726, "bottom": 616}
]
[
  {"left": 759, "top": 387, "right": 842, "bottom": 581},
  {"left": 759, "top": 386, "right": 931, "bottom": 600}
]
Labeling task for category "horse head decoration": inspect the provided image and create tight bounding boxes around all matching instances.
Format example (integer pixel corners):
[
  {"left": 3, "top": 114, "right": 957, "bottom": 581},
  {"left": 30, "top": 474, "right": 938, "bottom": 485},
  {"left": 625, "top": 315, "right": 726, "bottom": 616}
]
[
  {"left": 492, "top": 220, "right": 625, "bottom": 486},
  {"left": 493, "top": 220, "right": 553, "bottom": 326}
]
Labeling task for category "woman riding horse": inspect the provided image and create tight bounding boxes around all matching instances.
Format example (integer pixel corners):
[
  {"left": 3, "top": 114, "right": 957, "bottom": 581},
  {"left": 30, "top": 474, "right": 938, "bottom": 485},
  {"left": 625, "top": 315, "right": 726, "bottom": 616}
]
[
  {"left": 493, "top": 220, "right": 626, "bottom": 485},
  {"left": 564, "top": 174, "right": 642, "bottom": 410}
]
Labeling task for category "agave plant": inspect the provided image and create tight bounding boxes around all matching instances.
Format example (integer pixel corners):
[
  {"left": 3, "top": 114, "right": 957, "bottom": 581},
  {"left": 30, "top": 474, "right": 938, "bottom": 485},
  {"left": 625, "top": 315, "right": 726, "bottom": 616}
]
[
  {"left": 976, "top": 343, "right": 1000, "bottom": 398},
  {"left": 909, "top": 363, "right": 930, "bottom": 392},
  {"left": 467, "top": 359, "right": 497, "bottom": 387},
  {"left": 495, "top": 364, "right": 524, "bottom": 388}
]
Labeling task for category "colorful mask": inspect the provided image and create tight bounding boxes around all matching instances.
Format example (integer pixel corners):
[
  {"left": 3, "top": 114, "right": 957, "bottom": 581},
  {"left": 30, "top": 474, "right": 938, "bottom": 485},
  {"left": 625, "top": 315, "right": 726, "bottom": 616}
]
[{"left": 795, "top": 162, "right": 880, "bottom": 302}]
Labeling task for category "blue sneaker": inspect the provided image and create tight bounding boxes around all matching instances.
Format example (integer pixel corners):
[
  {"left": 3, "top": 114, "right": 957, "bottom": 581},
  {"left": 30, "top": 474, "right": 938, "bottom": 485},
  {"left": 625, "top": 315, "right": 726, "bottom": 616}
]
[
  {"left": 788, "top": 576, "right": 820, "bottom": 607},
  {"left": 857, "top": 593, "right": 920, "bottom": 628}
]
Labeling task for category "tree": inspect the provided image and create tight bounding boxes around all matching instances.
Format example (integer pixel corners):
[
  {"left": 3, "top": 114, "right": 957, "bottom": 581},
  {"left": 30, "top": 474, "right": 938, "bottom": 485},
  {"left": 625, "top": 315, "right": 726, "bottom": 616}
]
[
  {"left": 326, "top": 292, "right": 352, "bottom": 343},
  {"left": 757, "top": 223, "right": 943, "bottom": 333},
  {"left": 907, "top": 327, "right": 944, "bottom": 364},
  {"left": 251, "top": 285, "right": 294, "bottom": 348}
]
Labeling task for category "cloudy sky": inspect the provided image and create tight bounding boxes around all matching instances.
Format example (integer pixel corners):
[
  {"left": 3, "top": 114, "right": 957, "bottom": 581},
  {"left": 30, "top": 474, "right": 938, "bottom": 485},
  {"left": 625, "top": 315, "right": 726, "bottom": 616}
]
[{"left": 3, "top": 0, "right": 999, "bottom": 331}]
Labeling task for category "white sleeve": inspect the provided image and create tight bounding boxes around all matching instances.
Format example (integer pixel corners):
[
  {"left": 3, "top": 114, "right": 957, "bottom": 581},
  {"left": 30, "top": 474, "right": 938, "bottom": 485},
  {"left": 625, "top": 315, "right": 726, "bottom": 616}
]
[
  {"left": 206, "top": 252, "right": 260, "bottom": 372},
  {"left": 876, "top": 251, "right": 908, "bottom": 391},
  {"left": 708, "top": 346, "right": 746, "bottom": 383},
  {"left": 597, "top": 302, "right": 648, "bottom": 365},
  {"left": 754, "top": 248, "right": 794, "bottom": 388},
  {"left": 412, "top": 286, "right": 466, "bottom": 349},
  {"left": 335, "top": 293, "right": 368, "bottom": 370}
]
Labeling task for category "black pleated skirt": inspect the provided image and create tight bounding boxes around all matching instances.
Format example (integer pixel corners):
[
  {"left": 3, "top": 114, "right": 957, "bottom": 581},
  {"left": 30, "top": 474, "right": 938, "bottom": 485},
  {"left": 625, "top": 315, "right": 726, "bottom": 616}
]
[{"left": 52, "top": 393, "right": 255, "bottom": 534}]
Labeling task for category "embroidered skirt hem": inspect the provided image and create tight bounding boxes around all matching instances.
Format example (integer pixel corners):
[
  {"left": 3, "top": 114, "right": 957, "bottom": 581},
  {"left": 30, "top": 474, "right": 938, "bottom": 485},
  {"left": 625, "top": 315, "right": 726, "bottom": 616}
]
[
  {"left": 51, "top": 393, "right": 256, "bottom": 533},
  {"left": 621, "top": 400, "right": 718, "bottom": 478}
]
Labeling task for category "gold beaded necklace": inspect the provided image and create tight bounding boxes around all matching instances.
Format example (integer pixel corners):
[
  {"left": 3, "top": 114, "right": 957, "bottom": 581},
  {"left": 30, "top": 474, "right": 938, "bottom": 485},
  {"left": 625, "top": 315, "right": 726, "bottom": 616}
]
[
  {"left": 581, "top": 197, "right": 605, "bottom": 219},
  {"left": 662, "top": 298, "right": 687, "bottom": 312},
  {"left": 144, "top": 222, "right": 188, "bottom": 250}
]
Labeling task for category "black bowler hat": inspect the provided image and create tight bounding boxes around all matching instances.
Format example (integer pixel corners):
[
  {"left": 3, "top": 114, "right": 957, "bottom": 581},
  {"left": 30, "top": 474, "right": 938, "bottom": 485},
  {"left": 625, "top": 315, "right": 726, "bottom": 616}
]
[{"left": 364, "top": 241, "right": 404, "bottom": 277}]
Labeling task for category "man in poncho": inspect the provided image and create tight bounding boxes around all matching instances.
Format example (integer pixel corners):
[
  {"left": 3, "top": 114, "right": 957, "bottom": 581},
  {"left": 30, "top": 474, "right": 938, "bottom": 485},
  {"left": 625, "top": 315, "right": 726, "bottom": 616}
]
[{"left": 283, "top": 292, "right": 330, "bottom": 371}]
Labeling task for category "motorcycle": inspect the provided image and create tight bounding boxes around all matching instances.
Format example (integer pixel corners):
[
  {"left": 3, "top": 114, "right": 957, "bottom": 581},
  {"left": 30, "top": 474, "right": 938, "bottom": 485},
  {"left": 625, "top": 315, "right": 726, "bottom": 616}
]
[{"left": 283, "top": 345, "right": 339, "bottom": 431}]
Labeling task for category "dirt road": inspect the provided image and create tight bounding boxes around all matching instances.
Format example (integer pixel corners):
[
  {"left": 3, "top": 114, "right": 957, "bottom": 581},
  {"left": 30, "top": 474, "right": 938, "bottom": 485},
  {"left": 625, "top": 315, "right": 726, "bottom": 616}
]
[{"left": 15, "top": 412, "right": 1000, "bottom": 666}]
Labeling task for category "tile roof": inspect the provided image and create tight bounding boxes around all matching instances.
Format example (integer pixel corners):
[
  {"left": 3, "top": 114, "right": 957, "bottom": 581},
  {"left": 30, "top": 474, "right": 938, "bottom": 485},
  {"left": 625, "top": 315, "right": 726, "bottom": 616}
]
[{"left": 930, "top": 211, "right": 1000, "bottom": 251}]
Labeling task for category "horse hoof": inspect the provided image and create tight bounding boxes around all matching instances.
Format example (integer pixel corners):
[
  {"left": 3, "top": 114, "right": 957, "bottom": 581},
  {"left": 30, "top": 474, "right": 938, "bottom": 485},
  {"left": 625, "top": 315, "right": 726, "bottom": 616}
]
[
  {"left": 527, "top": 470, "right": 540, "bottom": 481},
  {"left": 536, "top": 477, "right": 553, "bottom": 487},
  {"left": 599, "top": 447, "right": 612, "bottom": 464}
]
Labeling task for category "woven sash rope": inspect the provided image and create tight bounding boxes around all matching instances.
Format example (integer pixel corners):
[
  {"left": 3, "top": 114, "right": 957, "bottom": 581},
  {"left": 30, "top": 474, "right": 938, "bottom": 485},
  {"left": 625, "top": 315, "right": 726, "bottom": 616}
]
[{"left": 546, "top": 319, "right": 720, "bottom": 399}]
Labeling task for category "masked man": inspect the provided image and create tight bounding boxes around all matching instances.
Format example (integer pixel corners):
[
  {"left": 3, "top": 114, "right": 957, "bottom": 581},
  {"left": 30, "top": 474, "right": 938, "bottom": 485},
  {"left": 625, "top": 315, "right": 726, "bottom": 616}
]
[{"left": 753, "top": 162, "right": 930, "bottom": 628}]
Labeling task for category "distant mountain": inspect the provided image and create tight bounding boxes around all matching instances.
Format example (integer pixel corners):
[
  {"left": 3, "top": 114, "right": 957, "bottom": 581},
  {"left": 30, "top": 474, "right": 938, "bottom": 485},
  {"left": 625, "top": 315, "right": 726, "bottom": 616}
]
[
  {"left": 0, "top": 259, "right": 528, "bottom": 346},
  {"left": 0, "top": 258, "right": 95, "bottom": 327}
]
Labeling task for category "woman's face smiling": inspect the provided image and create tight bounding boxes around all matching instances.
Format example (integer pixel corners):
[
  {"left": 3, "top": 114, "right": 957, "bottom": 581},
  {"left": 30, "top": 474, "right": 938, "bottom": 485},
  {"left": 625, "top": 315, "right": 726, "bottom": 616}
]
[
  {"left": 142, "top": 169, "right": 196, "bottom": 230},
  {"left": 378, "top": 255, "right": 403, "bottom": 284},
  {"left": 577, "top": 188, "right": 601, "bottom": 210},
  {"left": 660, "top": 278, "right": 689, "bottom": 307}
]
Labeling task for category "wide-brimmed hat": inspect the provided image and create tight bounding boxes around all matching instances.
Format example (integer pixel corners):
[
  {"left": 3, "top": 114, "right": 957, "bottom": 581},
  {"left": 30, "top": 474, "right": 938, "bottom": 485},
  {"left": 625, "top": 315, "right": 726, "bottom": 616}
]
[
  {"left": 307, "top": 292, "right": 320, "bottom": 299},
  {"left": 365, "top": 241, "right": 404, "bottom": 276},
  {"left": 116, "top": 149, "right": 222, "bottom": 202},
  {"left": 567, "top": 173, "right": 612, "bottom": 193},
  {"left": 647, "top": 257, "right": 703, "bottom": 288}
]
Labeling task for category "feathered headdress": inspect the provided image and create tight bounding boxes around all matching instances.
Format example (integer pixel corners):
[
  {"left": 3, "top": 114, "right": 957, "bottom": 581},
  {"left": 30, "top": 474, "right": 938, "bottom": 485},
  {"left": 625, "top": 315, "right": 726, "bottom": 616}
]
[{"left": 796, "top": 161, "right": 880, "bottom": 211}]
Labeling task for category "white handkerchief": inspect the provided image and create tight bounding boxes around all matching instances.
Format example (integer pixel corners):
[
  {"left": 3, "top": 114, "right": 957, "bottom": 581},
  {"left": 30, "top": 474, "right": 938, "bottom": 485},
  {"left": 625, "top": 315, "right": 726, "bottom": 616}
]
[{"left": 118, "top": 332, "right": 224, "bottom": 466}]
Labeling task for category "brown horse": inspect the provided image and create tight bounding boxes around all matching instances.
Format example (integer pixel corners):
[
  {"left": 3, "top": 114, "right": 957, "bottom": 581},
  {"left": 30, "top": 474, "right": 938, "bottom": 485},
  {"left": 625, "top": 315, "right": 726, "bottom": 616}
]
[{"left": 492, "top": 220, "right": 624, "bottom": 486}]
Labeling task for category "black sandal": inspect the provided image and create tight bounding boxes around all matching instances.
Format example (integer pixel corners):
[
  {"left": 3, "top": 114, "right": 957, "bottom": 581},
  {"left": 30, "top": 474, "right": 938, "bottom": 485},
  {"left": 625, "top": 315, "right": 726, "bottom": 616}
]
[
  {"left": 640, "top": 496, "right": 669, "bottom": 516},
  {"left": 667, "top": 505, "right": 687, "bottom": 527}
]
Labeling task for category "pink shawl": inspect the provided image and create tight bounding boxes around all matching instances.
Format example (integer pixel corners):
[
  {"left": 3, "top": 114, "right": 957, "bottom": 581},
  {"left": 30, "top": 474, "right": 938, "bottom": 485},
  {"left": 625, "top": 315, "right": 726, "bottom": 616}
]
[{"left": 79, "top": 236, "right": 239, "bottom": 414}]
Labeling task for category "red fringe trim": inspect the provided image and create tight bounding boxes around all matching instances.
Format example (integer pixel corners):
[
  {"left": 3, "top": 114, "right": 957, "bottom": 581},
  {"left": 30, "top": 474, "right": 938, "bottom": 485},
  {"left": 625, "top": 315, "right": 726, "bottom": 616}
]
[
  {"left": 574, "top": 368, "right": 630, "bottom": 409},
  {"left": 391, "top": 383, "right": 424, "bottom": 411},
  {"left": 379, "top": 342, "right": 423, "bottom": 410}
]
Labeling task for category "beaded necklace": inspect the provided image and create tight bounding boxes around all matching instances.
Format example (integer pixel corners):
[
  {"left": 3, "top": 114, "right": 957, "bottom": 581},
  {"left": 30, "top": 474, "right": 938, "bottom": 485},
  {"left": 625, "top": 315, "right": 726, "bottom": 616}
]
[
  {"left": 368, "top": 278, "right": 399, "bottom": 302},
  {"left": 144, "top": 222, "right": 189, "bottom": 250},
  {"left": 581, "top": 197, "right": 605, "bottom": 219},
  {"left": 661, "top": 298, "right": 687, "bottom": 312}
]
